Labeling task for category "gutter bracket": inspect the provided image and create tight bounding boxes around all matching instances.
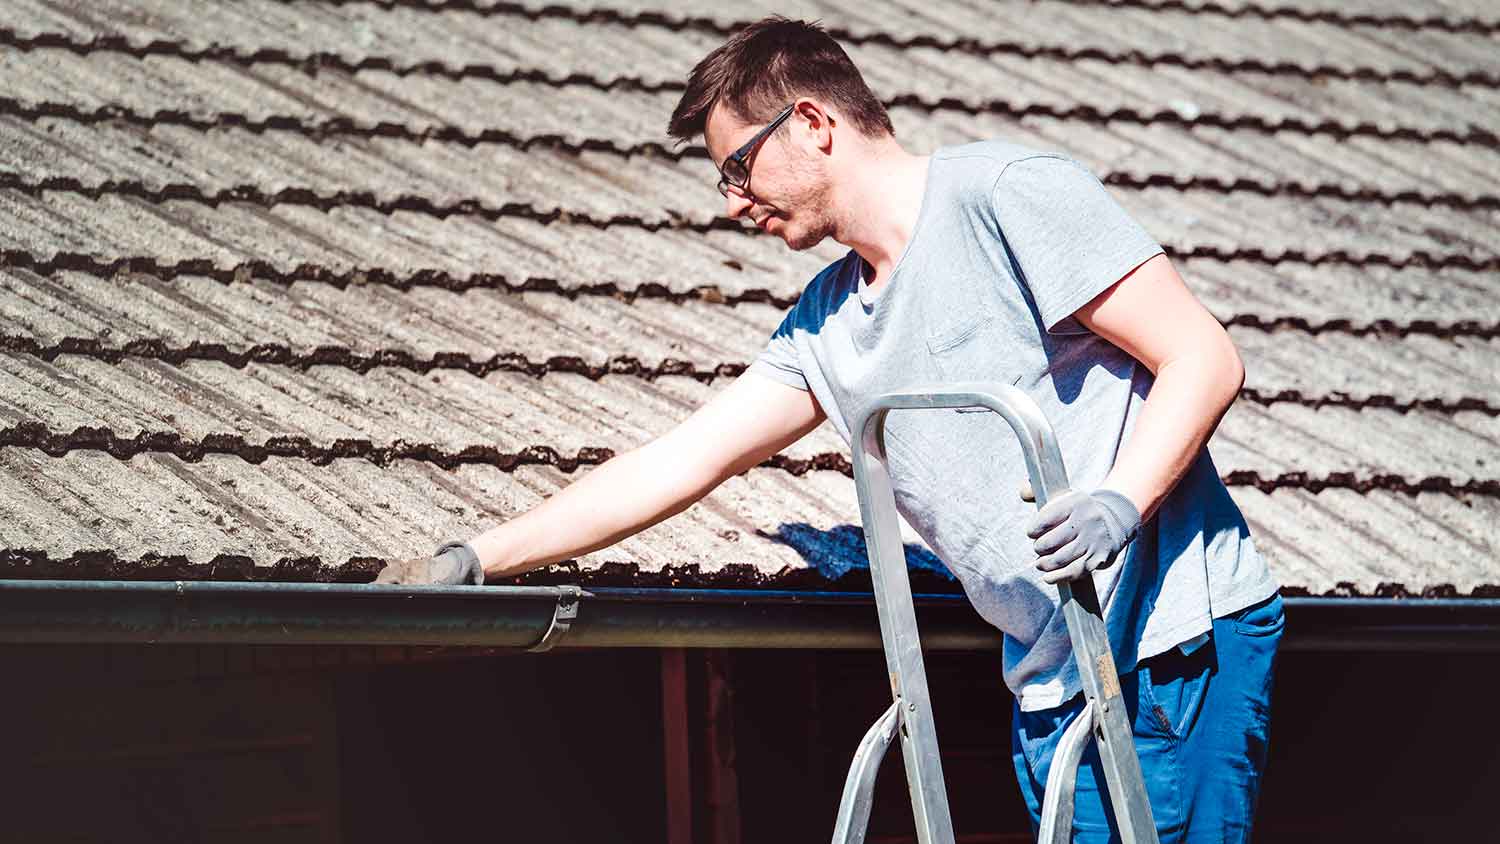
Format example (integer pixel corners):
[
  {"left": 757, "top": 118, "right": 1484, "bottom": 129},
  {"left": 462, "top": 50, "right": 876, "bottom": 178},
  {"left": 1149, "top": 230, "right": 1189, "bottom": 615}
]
[{"left": 526, "top": 585, "right": 581, "bottom": 653}]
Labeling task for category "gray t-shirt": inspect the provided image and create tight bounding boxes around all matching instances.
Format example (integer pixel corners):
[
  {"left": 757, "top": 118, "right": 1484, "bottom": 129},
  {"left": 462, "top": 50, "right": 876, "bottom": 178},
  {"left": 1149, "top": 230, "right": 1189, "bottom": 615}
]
[{"left": 748, "top": 141, "right": 1280, "bottom": 711}]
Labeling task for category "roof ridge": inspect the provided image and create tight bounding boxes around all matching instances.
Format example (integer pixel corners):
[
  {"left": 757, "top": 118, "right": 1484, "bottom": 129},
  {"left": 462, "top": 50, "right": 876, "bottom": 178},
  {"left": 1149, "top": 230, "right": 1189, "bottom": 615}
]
[{"left": 6, "top": 26, "right": 1495, "bottom": 89}]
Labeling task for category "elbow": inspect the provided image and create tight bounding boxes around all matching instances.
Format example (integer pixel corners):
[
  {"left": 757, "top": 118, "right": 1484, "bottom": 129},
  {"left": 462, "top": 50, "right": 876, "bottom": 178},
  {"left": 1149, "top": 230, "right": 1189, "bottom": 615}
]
[{"left": 1222, "top": 335, "right": 1247, "bottom": 407}]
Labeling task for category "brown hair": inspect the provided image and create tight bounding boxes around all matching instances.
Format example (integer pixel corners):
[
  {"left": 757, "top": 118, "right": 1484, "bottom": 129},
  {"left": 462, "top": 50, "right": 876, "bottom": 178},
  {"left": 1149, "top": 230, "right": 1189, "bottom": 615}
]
[{"left": 667, "top": 16, "right": 894, "bottom": 144}]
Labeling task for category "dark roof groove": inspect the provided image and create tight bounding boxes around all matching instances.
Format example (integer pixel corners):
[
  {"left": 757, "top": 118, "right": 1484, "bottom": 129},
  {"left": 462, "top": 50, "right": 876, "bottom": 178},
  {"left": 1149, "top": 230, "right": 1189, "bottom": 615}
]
[
  {"left": 6, "top": 172, "right": 1494, "bottom": 222},
  {"left": 0, "top": 334, "right": 741, "bottom": 382},
  {"left": 1173, "top": 248, "right": 1498, "bottom": 272},
  {"left": 0, "top": 420, "right": 617, "bottom": 471},
  {"left": 309, "top": 0, "right": 1500, "bottom": 37},
  {"left": 6, "top": 250, "right": 1498, "bottom": 329},
  {"left": 9, "top": 241, "right": 1497, "bottom": 289},
  {"left": 5, "top": 424, "right": 1496, "bottom": 498},
  {"left": 1068, "top": 0, "right": 1500, "bottom": 33},
  {"left": 4, "top": 546, "right": 1496, "bottom": 596},
  {"left": 1221, "top": 316, "right": 1500, "bottom": 340},
  {"left": 0, "top": 548, "right": 383, "bottom": 583},
  {"left": 1239, "top": 389, "right": 1499, "bottom": 417},
  {"left": 0, "top": 173, "right": 755, "bottom": 231},
  {"left": 5, "top": 341, "right": 1497, "bottom": 417},
  {"left": 0, "top": 96, "right": 688, "bottom": 156},
  {"left": 0, "top": 545, "right": 908, "bottom": 590},
  {"left": 1108, "top": 175, "right": 1499, "bottom": 210},
  {"left": 6, "top": 26, "right": 1493, "bottom": 88},
  {"left": 0, "top": 248, "right": 795, "bottom": 305},
  {"left": 6, "top": 95, "right": 1495, "bottom": 149},
  {"left": 1223, "top": 470, "right": 1500, "bottom": 497}
]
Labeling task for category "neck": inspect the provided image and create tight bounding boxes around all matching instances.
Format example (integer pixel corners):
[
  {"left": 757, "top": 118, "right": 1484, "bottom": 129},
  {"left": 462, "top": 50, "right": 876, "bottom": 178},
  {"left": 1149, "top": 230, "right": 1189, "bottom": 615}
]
[{"left": 828, "top": 139, "right": 930, "bottom": 285}]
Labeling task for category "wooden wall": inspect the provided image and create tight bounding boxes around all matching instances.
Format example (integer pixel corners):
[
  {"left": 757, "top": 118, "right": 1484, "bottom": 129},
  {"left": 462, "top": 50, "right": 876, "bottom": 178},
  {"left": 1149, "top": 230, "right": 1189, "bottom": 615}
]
[
  {"left": 4, "top": 643, "right": 1497, "bottom": 842},
  {"left": 0, "top": 645, "right": 342, "bottom": 842}
]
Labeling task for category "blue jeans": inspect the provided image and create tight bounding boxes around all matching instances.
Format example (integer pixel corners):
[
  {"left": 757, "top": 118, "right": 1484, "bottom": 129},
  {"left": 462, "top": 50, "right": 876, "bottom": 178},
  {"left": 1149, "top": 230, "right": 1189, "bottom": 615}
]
[{"left": 1011, "top": 593, "right": 1284, "bottom": 843}]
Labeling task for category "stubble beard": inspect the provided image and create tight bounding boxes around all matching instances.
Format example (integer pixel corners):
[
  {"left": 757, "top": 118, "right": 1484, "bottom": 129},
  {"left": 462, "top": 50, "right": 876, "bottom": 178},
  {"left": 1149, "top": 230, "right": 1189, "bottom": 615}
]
[
  {"left": 778, "top": 177, "right": 836, "bottom": 252},
  {"left": 782, "top": 216, "right": 832, "bottom": 251}
]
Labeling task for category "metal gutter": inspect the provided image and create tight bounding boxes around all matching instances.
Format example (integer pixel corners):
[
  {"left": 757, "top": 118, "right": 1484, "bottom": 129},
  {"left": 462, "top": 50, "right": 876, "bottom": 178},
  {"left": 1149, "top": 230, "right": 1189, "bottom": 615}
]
[
  {"left": 0, "top": 580, "right": 1002, "bottom": 650},
  {"left": 1276, "top": 596, "right": 1500, "bottom": 652},
  {"left": 1, "top": 580, "right": 1498, "bottom": 652}
]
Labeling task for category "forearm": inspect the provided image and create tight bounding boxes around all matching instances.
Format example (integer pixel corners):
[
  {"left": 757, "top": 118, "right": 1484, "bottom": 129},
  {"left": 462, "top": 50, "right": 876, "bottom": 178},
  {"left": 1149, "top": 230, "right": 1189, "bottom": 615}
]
[
  {"left": 1101, "top": 346, "right": 1243, "bottom": 524},
  {"left": 467, "top": 436, "right": 718, "bottom": 580}
]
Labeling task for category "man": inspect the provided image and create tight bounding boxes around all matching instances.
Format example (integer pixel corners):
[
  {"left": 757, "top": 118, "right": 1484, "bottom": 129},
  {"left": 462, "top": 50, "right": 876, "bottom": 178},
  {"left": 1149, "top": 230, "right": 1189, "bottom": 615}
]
[{"left": 377, "top": 17, "right": 1283, "bottom": 843}]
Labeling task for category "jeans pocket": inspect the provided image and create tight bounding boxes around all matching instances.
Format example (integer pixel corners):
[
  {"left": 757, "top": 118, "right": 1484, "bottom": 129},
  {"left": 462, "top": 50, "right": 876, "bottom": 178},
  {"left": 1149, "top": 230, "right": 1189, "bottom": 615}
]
[
  {"left": 1231, "top": 593, "right": 1286, "bottom": 638},
  {"left": 1138, "top": 645, "right": 1212, "bottom": 744},
  {"left": 1013, "top": 694, "right": 1086, "bottom": 776}
]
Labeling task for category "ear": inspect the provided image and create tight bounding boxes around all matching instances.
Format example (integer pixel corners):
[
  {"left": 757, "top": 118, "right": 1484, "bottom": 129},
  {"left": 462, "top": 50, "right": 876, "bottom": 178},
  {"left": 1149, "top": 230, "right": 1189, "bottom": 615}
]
[{"left": 793, "top": 97, "right": 834, "bottom": 153}]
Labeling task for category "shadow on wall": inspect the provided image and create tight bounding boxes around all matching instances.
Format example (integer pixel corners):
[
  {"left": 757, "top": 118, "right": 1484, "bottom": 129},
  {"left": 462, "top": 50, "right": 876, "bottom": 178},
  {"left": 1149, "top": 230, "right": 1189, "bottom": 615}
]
[{"left": 759, "top": 522, "right": 954, "bottom": 582}]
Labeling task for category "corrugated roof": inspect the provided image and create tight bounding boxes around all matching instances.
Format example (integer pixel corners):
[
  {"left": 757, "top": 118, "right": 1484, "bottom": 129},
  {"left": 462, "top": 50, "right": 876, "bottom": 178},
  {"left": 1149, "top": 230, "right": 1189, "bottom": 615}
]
[{"left": 2, "top": 0, "right": 1497, "bottom": 597}]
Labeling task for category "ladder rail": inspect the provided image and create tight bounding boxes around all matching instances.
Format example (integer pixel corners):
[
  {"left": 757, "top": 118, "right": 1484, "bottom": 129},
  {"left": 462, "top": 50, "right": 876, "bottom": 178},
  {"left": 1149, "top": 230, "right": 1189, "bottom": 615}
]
[
  {"left": 840, "top": 382, "right": 1159, "bottom": 844},
  {"left": 831, "top": 701, "right": 903, "bottom": 844},
  {"left": 1037, "top": 701, "right": 1095, "bottom": 844}
]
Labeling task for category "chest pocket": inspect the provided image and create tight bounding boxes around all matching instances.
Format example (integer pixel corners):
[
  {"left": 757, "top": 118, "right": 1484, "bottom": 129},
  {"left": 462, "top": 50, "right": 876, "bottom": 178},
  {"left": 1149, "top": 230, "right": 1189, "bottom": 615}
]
[
  {"left": 927, "top": 312, "right": 993, "bottom": 355},
  {"left": 924, "top": 310, "right": 1019, "bottom": 387}
]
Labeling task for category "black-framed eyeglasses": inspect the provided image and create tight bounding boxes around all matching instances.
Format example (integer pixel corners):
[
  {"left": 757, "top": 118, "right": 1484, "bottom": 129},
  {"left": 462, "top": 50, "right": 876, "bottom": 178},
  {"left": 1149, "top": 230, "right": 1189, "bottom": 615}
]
[{"left": 716, "top": 103, "right": 796, "bottom": 198}]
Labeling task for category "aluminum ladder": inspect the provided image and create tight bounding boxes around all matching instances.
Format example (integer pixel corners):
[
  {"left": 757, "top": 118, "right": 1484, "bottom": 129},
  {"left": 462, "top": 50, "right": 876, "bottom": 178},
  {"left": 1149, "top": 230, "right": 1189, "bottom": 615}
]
[{"left": 829, "top": 382, "right": 1160, "bottom": 844}]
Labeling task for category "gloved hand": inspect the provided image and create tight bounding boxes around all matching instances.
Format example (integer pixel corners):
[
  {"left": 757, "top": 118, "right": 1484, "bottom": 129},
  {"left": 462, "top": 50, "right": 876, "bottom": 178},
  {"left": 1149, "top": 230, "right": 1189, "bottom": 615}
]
[
  {"left": 1024, "top": 487, "right": 1140, "bottom": 585},
  {"left": 374, "top": 540, "right": 486, "bottom": 585}
]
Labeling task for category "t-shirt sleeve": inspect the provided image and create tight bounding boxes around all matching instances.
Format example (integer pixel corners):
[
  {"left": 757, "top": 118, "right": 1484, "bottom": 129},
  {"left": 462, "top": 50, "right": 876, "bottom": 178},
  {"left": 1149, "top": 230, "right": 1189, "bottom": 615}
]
[
  {"left": 991, "top": 155, "right": 1165, "bottom": 333},
  {"left": 746, "top": 304, "right": 811, "bottom": 391}
]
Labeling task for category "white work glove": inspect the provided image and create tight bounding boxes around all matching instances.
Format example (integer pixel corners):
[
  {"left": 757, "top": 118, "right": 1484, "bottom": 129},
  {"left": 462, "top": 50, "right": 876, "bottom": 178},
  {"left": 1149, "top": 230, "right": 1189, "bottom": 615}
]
[
  {"left": 1023, "top": 486, "right": 1141, "bottom": 585},
  {"left": 374, "top": 540, "right": 486, "bottom": 585}
]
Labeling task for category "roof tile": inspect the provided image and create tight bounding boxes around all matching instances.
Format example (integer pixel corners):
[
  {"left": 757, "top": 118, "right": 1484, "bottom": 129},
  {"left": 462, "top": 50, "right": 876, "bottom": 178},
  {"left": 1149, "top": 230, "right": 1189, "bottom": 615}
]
[{"left": 2, "top": 0, "right": 1496, "bottom": 598}]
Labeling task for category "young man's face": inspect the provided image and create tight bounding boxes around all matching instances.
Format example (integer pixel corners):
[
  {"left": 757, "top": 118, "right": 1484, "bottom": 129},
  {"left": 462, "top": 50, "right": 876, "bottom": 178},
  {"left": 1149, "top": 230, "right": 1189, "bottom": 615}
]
[{"left": 704, "top": 101, "right": 833, "bottom": 251}]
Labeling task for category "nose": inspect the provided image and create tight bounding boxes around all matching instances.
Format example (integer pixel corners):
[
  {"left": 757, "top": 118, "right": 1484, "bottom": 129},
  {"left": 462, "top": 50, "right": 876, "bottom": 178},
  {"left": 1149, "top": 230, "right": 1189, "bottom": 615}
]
[{"left": 723, "top": 188, "right": 753, "bottom": 220}]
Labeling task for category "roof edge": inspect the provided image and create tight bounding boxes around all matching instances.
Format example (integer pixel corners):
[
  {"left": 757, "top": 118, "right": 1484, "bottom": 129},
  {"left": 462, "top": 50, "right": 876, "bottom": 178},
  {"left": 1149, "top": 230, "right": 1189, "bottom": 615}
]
[
  {"left": 5, "top": 551, "right": 1499, "bottom": 599},
  {"left": 2, "top": 580, "right": 1499, "bottom": 652}
]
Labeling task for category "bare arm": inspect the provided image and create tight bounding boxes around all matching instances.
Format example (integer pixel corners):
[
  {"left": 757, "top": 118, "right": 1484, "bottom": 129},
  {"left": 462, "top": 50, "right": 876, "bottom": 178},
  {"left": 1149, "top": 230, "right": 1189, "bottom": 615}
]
[
  {"left": 467, "top": 371, "right": 826, "bottom": 580},
  {"left": 1075, "top": 252, "right": 1245, "bottom": 524}
]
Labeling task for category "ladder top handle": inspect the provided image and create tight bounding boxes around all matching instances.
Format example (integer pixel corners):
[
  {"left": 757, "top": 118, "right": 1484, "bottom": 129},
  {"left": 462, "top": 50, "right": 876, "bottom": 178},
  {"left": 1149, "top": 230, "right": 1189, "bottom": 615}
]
[{"left": 851, "top": 382, "right": 1071, "bottom": 506}]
